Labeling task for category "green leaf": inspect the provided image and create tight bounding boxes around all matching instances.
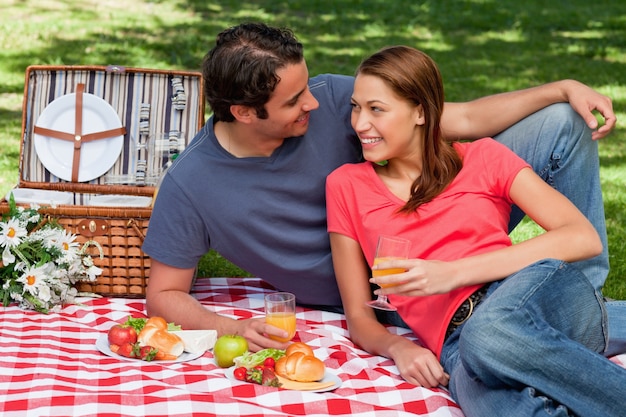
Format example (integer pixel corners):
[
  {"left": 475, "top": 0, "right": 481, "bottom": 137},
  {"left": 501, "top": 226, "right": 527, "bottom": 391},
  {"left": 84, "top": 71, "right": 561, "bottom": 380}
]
[
  {"left": 124, "top": 316, "right": 148, "bottom": 333},
  {"left": 233, "top": 348, "right": 286, "bottom": 369}
]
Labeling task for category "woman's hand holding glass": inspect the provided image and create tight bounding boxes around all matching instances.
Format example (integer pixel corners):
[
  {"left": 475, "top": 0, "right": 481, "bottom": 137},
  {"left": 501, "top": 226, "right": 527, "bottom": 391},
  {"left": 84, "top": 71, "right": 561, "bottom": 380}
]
[
  {"left": 373, "top": 258, "right": 461, "bottom": 297},
  {"left": 367, "top": 235, "right": 411, "bottom": 311}
]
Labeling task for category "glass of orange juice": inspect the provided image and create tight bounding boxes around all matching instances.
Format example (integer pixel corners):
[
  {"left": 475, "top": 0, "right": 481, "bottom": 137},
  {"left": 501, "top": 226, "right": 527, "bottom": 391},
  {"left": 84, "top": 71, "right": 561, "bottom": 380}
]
[
  {"left": 265, "top": 292, "right": 297, "bottom": 342},
  {"left": 366, "top": 235, "right": 411, "bottom": 311}
]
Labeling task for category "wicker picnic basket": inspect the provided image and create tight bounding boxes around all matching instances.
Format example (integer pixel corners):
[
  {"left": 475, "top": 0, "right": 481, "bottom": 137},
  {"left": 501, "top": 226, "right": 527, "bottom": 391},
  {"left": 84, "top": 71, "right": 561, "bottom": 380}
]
[{"left": 0, "top": 65, "right": 205, "bottom": 297}]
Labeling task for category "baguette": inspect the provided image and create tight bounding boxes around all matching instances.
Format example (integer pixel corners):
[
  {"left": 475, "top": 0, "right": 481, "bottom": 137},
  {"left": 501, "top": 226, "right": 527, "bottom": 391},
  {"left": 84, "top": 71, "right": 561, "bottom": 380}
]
[
  {"left": 275, "top": 349, "right": 325, "bottom": 382},
  {"left": 138, "top": 318, "right": 184, "bottom": 357}
]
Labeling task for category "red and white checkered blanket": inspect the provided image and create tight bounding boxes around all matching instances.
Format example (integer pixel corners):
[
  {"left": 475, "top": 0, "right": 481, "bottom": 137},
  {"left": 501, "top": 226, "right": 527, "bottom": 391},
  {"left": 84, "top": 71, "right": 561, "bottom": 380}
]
[{"left": 1, "top": 277, "right": 624, "bottom": 417}]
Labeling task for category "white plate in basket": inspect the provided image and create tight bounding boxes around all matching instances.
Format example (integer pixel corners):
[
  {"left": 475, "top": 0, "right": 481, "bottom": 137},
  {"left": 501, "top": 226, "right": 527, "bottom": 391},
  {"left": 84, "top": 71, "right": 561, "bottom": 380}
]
[
  {"left": 34, "top": 93, "right": 124, "bottom": 182},
  {"left": 5, "top": 188, "right": 73, "bottom": 206},
  {"left": 88, "top": 194, "right": 152, "bottom": 207}
]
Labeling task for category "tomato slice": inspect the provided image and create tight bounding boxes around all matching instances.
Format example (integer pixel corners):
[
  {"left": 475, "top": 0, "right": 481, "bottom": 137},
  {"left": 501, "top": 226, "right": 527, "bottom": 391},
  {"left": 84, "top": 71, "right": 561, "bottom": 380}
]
[{"left": 233, "top": 366, "right": 247, "bottom": 381}]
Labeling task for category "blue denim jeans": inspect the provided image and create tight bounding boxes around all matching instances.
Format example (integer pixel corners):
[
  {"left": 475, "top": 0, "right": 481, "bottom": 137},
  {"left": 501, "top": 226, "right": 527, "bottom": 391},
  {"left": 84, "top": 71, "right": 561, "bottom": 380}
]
[
  {"left": 605, "top": 299, "right": 626, "bottom": 357},
  {"left": 440, "top": 260, "right": 626, "bottom": 417},
  {"left": 494, "top": 103, "right": 609, "bottom": 291},
  {"left": 493, "top": 103, "right": 626, "bottom": 359}
]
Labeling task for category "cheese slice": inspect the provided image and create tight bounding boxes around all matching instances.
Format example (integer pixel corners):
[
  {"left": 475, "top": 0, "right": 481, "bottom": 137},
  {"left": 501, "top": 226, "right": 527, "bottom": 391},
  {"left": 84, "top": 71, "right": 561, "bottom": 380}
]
[
  {"left": 276, "top": 375, "right": 336, "bottom": 391},
  {"left": 171, "top": 330, "right": 217, "bottom": 354}
]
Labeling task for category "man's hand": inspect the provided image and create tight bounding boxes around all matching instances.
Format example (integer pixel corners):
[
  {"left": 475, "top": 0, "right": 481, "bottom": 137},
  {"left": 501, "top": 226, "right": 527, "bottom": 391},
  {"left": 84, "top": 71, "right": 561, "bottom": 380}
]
[
  {"left": 441, "top": 79, "right": 617, "bottom": 141},
  {"left": 564, "top": 80, "right": 616, "bottom": 140},
  {"left": 230, "top": 317, "right": 291, "bottom": 352},
  {"left": 146, "top": 260, "right": 288, "bottom": 352}
]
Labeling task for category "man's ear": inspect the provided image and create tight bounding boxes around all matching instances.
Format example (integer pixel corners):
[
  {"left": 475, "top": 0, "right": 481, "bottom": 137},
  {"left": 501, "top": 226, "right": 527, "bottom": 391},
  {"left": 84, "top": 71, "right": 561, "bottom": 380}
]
[{"left": 230, "top": 104, "right": 254, "bottom": 124}]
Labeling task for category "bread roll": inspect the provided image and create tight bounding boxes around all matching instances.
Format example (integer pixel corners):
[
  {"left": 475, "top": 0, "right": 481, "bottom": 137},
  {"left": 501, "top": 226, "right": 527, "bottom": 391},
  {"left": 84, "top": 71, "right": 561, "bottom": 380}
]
[
  {"left": 138, "top": 321, "right": 184, "bottom": 357},
  {"left": 145, "top": 316, "right": 168, "bottom": 330},
  {"left": 275, "top": 351, "right": 325, "bottom": 382},
  {"left": 285, "top": 342, "right": 314, "bottom": 357}
]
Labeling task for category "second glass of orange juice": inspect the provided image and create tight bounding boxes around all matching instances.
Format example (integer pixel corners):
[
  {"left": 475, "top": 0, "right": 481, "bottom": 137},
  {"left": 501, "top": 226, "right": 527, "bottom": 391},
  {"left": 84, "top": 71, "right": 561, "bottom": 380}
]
[
  {"left": 265, "top": 292, "right": 296, "bottom": 342},
  {"left": 367, "top": 235, "right": 411, "bottom": 311},
  {"left": 372, "top": 258, "right": 407, "bottom": 287}
]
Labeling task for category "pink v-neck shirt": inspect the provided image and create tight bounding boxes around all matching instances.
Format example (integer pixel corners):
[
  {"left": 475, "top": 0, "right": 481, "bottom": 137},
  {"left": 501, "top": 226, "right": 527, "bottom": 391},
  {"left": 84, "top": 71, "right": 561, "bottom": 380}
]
[{"left": 326, "top": 138, "right": 530, "bottom": 357}]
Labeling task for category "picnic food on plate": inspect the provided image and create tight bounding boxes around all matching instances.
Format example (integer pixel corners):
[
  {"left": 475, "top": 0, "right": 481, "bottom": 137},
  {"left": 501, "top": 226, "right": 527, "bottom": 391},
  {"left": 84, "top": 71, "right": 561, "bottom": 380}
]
[
  {"left": 107, "top": 316, "right": 187, "bottom": 361},
  {"left": 107, "top": 323, "right": 138, "bottom": 346},
  {"left": 233, "top": 355, "right": 282, "bottom": 387},
  {"left": 233, "top": 348, "right": 285, "bottom": 369},
  {"left": 214, "top": 334, "right": 249, "bottom": 367},
  {"left": 284, "top": 341, "right": 314, "bottom": 357},
  {"left": 274, "top": 342, "right": 326, "bottom": 382},
  {"left": 229, "top": 342, "right": 326, "bottom": 387},
  {"left": 232, "top": 349, "right": 284, "bottom": 387},
  {"left": 137, "top": 317, "right": 184, "bottom": 357},
  {"left": 171, "top": 329, "right": 217, "bottom": 354}
]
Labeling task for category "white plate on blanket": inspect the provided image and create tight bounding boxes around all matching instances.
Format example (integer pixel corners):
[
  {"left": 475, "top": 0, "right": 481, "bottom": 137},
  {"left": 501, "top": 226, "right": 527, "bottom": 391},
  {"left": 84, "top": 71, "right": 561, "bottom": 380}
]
[
  {"left": 225, "top": 366, "right": 342, "bottom": 392},
  {"left": 34, "top": 93, "right": 124, "bottom": 182},
  {"left": 95, "top": 334, "right": 204, "bottom": 363}
]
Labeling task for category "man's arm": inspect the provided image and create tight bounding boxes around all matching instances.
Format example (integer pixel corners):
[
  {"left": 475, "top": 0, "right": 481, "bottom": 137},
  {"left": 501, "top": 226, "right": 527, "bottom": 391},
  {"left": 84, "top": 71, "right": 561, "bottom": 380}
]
[
  {"left": 145, "top": 259, "right": 290, "bottom": 351},
  {"left": 441, "top": 79, "right": 616, "bottom": 141}
]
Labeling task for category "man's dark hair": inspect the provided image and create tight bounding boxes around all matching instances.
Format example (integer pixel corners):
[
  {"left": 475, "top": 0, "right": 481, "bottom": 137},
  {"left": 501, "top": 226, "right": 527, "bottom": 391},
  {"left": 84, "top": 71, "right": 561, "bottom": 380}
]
[{"left": 202, "top": 22, "right": 304, "bottom": 122}]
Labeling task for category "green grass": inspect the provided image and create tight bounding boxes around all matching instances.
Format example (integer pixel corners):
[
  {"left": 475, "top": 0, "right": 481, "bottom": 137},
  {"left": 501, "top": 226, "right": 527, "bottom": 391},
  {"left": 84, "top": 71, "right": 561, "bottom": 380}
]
[{"left": 1, "top": 0, "right": 624, "bottom": 298}]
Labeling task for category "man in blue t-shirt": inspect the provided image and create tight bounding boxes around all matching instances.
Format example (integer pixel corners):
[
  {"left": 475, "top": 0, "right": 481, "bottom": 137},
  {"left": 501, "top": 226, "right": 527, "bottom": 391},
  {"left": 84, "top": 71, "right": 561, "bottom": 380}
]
[{"left": 142, "top": 22, "right": 616, "bottom": 351}]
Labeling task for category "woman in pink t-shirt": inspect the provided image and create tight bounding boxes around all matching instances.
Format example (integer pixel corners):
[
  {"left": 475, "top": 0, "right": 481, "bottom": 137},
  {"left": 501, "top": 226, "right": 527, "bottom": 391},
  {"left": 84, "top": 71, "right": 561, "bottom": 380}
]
[{"left": 325, "top": 46, "right": 625, "bottom": 417}]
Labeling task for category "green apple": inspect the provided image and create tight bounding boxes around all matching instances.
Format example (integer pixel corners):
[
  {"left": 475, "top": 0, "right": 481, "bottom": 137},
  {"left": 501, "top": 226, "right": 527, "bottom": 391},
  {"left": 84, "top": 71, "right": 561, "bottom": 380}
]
[{"left": 213, "top": 335, "right": 249, "bottom": 368}]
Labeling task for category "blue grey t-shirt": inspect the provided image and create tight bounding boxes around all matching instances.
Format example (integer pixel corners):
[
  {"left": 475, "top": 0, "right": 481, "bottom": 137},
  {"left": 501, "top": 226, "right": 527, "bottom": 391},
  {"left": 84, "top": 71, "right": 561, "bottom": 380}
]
[{"left": 143, "top": 74, "right": 362, "bottom": 307}]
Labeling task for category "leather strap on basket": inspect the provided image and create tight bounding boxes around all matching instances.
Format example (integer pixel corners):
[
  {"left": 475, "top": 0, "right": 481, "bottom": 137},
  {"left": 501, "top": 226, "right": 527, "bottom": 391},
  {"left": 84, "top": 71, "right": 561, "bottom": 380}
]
[
  {"left": 71, "top": 83, "right": 85, "bottom": 183},
  {"left": 127, "top": 219, "right": 146, "bottom": 241},
  {"left": 33, "top": 83, "right": 126, "bottom": 182}
]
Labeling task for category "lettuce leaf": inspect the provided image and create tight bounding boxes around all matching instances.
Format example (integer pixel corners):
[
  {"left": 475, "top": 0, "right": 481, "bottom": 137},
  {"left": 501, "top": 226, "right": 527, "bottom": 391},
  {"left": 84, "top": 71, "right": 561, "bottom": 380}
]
[
  {"left": 123, "top": 316, "right": 182, "bottom": 333},
  {"left": 166, "top": 322, "right": 182, "bottom": 331},
  {"left": 124, "top": 316, "right": 147, "bottom": 333},
  {"left": 233, "top": 348, "right": 285, "bottom": 369}
]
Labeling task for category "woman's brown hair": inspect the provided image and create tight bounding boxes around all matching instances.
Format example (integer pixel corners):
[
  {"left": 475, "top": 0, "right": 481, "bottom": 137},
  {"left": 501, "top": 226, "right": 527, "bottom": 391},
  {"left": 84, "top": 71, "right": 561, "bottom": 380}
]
[{"left": 356, "top": 46, "right": 462, "bottom": 213}]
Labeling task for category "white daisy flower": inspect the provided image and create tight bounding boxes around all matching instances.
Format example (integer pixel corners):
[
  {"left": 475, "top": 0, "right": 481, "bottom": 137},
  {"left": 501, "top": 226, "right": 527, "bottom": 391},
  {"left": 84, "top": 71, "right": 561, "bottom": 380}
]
[
  {"left": 10, "top": 291, "right": 23, "bottom": 302},
  {"left": 37, "top": 284, "right": 52, "bottom": 302},
  {"left": 16, "top": 263, "right": 53, "bottom": 297},
  {"left": 56, "top": 229, "right": 80, "bottom": 264},
  {"left": 2, "top": 246, "right": 15, "bottom": 265},
  {"left": 0, "top": 218, "right": 28, "bottom": 248},
  {"left": 84, "top": 264, "right": 103, "bottom": 281},
  {"left": 1, "top": 200, "right": 102, "bottom": 314}
]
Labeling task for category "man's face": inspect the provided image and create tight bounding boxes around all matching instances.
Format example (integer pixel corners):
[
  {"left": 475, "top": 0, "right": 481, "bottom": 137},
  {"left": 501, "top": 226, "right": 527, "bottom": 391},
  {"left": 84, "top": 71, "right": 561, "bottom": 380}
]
[{"left": 253, "top": 60, "right": 320, "bottom": 140}]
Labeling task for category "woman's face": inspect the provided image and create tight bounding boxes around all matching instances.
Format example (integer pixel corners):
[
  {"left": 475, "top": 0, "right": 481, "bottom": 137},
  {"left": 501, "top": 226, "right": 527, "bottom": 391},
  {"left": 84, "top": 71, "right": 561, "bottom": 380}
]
[{"left": 351, "top": 74, "right": 424, "bottom": 163}]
